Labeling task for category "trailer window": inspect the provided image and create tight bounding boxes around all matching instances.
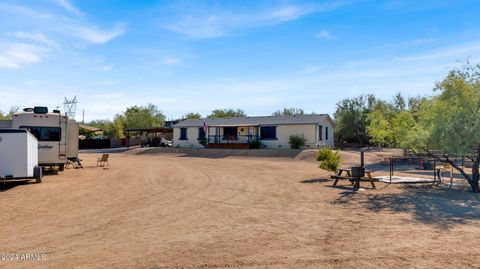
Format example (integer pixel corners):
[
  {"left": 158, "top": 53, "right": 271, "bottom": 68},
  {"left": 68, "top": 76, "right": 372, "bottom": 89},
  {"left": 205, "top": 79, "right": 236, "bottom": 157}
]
[{"left": 20, "top": 126, "right": 61, "bottom": 141}]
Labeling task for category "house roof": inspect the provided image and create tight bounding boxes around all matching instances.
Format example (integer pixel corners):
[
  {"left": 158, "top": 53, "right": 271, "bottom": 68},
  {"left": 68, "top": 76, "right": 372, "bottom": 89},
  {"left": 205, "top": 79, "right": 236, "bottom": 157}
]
[{"left": 173, "top": 114, "right": 334, "bottom": 127}]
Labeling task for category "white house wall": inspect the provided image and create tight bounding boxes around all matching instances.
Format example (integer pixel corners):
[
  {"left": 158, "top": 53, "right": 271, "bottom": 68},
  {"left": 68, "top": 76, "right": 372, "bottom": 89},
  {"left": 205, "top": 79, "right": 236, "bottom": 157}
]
[
  {"left": 173, "top": 121, "right": 334, "bottom": 149},
  {"left": 317, "top": 118, "right": 334, "bottom": 148},
  {"left": 259, "top": 124, "right": 316, "bottom": 149},
  {"left": 173, "top": 127, "right": 204, "bottom": 147}
]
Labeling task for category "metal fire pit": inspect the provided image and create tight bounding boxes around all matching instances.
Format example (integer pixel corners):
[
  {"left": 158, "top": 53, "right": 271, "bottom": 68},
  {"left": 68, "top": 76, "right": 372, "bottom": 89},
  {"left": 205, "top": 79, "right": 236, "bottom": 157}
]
[
  {"left": 351, "top": 166, "right": 365, "bottom": 190},
  {"left": 351, "top": 166, "right": 365, "bottom": 178}
]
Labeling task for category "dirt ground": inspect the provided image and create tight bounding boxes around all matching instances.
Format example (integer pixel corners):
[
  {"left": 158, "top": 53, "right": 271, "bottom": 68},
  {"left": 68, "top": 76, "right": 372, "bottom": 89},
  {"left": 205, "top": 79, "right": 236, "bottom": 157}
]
[{"left": 1, "top": 148, "right": 480, "bottom": 269}]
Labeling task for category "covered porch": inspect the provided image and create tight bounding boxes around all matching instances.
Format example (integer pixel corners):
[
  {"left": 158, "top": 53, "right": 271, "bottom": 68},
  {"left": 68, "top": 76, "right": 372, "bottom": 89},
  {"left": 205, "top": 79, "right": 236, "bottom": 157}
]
[{"left": 207, "top": 125, "right": 259, "bottom": 149}]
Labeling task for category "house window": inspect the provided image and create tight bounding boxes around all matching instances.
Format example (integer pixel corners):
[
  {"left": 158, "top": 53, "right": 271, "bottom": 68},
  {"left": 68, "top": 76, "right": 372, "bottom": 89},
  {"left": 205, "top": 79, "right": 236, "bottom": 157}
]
[
  {"left": 223, "top": 127, "right": 238, "bottom": 140},
  {"left": 319, "top": 125, "right": 323, "bottom": 140},
  {"left": 198, "top": 127, "right": 205, "bottom": 139},
  {"left": 260, "top": 126, "right": 276, "bottom": 140},
  {"left": 325, "top": 126, "right": 329, "bottom": 140},
  {"left": 180, "top": 128, "right": 187, "bottom": 140}
]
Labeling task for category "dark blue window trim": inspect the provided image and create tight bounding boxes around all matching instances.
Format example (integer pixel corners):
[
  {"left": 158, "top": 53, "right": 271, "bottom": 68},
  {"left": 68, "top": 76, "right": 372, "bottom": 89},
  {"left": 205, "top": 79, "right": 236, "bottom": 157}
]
[
  {"left": 179, "top": 128, "right": 188, "bottom": 140},
  {"left": 260, "top": 126, "right": 277, "bottom": 140},
  {"left": 198, "top": 128, "right": 205, "bottom": 139}
]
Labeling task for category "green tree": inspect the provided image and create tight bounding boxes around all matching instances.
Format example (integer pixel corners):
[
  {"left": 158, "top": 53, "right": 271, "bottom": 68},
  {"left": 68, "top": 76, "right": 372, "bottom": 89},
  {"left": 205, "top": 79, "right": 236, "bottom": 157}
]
[
  {"left": 334, "top": 94, "right": 377, "bottom": 146},
  {"left": 87, "top": 119, "right": 123, "bottom": 138},
  {"left": 0, "top": 107, "right": 19, "bottom": 120},
  {"left": 368, "top": 96, "right": 417, "bottom": 148},
  {"left": 272, "top": 107, "right": 305, "bottom": 116},
  {"left": 181, "top": 112, "right": 202, "bottom": 120},
  {"left": 207, "top": 108, "right": 246, "bottom": 119},
  {"left": 115, "top": 104, "right": 166, "bottom": 132},
  {"left": 403, "top": 64, "right": 480, "bottom": 192},
  {"left": 316, "top": 147, "right": 341, "bottom": 172},
  {"left": 288, "top": 134, "right": 306, "bottom": 149},
  {"left": 393, "top": 92, "right": 406, "bottom": 111}
]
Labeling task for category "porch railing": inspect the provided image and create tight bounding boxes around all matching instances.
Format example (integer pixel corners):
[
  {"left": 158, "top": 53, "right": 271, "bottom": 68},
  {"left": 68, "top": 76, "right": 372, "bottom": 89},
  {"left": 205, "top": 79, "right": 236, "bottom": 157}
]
[{"left": 208, "top": 135, "right": 258, "bottom": 144}]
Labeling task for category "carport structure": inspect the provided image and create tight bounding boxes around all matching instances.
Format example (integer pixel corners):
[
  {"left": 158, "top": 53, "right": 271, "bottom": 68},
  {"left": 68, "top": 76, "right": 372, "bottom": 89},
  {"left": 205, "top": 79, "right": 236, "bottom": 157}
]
[{"left": 124, "top": 127, "right": 173, "bottom": 149}]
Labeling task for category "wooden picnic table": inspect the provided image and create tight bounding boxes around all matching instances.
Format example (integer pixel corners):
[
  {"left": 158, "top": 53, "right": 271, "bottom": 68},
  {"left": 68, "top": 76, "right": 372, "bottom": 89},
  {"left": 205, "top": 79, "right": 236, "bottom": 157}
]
[{"left": 331, "top": 168, "right": 376, "bottom": 189}]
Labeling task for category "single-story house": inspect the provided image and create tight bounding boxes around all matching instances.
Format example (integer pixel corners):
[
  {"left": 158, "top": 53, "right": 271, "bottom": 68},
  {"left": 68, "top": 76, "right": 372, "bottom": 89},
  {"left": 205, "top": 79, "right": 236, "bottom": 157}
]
[{"left": 173, "top": 114, "right": 334, "bottom": 149}]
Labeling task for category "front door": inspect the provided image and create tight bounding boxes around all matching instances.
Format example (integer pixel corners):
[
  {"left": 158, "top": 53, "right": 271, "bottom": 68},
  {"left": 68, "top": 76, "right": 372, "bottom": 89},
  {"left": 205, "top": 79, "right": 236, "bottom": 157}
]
[{"left": 223, "top": 127, "right": 238, "bottom": 141}]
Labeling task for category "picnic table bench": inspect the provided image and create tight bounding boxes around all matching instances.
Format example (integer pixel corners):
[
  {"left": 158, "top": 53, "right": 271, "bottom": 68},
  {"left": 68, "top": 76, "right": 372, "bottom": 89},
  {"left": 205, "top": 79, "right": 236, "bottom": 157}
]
[{"left": 330, "top": 168, "right": 376, "bottom": 189}]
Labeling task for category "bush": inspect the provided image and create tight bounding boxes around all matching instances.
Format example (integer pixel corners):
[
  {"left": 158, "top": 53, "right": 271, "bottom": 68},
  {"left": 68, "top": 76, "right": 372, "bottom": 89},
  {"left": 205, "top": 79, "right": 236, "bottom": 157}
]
[
  {"left": 197, "top": 137, "right": 208, "bottom": 147},
  {"left": 288, "top": 134, "right": 306, "bottom": 149},
  {"left": 316, "top": 147, "right": 341, "bottom": 172},
  {"left": 249, "top": 139, "right": 261, "bottom": 149}
]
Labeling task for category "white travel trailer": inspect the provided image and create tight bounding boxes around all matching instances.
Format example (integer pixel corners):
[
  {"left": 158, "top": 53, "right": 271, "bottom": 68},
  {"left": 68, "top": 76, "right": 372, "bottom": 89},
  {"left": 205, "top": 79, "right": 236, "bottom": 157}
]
[
  {"left": 2, "top": 107, "right": 79, "bottom": 171},
  {"left": 0, "top": 129, "right": 42, "bottom": 183}
]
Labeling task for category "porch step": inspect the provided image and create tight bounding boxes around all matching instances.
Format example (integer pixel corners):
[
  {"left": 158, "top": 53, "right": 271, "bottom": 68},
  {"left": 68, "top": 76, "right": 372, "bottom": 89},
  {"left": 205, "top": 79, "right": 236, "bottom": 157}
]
[{"left": 208, "top": 143, "right": 250, "bottom": 149}]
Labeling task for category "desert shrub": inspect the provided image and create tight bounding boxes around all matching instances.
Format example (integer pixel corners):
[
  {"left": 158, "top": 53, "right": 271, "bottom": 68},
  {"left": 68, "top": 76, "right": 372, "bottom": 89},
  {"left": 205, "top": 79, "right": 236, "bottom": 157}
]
[
  {"left": 316, "top": 147, "right": 341, "bottom": 172},
  {"left": 249, "top": 139, "right": 261, "bottom": 149},
  {"left": 198, "top": 137, "right": 208, "bottom": 147},
  {"left": 288, "top": 134, "right": 306, "bottom": 149}
]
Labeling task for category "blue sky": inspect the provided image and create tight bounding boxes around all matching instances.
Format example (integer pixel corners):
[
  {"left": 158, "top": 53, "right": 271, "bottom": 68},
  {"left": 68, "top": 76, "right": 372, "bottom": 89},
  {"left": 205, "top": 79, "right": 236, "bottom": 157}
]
[{"left": 1, "top": 0, "right": 480, "bottom": 121}]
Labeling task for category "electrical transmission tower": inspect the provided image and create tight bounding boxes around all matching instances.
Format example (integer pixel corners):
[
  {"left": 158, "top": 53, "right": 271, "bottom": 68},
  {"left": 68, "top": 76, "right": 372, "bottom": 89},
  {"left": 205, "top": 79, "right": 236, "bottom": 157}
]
[{"left": 63, "top": 96, "right": 78, "bottom": 119}]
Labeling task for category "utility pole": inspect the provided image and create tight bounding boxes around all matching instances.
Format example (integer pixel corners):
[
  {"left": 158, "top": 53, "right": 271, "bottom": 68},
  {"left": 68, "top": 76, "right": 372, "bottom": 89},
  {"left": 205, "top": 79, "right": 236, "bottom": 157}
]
[{"left": 63, "top": 96, "right": 78, "bottom": 119}]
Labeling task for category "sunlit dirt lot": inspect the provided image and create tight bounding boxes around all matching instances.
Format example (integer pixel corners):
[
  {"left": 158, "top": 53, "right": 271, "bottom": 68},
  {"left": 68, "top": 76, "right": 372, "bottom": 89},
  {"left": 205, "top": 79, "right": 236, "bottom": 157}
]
[{"left": 1, "top": 148, "right": 479, "bottom": 268}]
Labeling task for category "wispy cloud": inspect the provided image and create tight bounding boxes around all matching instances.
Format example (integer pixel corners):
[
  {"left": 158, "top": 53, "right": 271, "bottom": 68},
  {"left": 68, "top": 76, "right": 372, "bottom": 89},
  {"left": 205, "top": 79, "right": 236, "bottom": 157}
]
[
  {"left": 0, "top": 2, "right": 126, "bottom": 69},
  {"left": 162, "top": 57, "right": 181, "bottom": 65},
  {"left": 9, "top": 31, "right": 61, "bottom": 50},
  {"left": 314, "top": 30, "right": 337, "bottom": 40},
  {"left": 93, "top": 92, "right": 125, "bottom": 99},
  {"left": 301, "top": 65, "right": 323, "bottom": 74},
  {"left": 99, "top": 65, "right": 113, "bottom": 72},
  {"left": 0, "top": 3, "right": 52, "bottom": 19},
  {"left": 54, "top": 0, "right": 81, "bottom": 15},
  {"left": 0, "top": 43, "right": 44, "bottom": 69},
  {"left": 72, "top": 24, "right": 126, "bottom": 44},
  {"left": 163, "top": 1, "right": 351, "bottom": 38},
  {"left": 396, "top": 40, "right": 480, "bottom": 62}
]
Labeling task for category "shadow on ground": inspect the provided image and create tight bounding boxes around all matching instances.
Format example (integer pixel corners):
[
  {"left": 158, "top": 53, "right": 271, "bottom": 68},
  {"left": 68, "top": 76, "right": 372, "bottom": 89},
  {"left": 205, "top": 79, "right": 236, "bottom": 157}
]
[
  {"left": 0, "top": 181, "right": 42, "bottom": 192},
  {"left": 42, "top": 169, "right": 59, "bottom": 176},
  {"left": 136, "top": 147, "right": 304, "bottom": 159},
  {"left": 80, "top": 147, "right": 134, "bottom": 154},
  {"left": 299, "top": 178, "right": 330, "bottom": 184},
  {"left": 0, "top": 182, "right": 26, "bottom": 192},
  {"left": 1, "top": 170, "right": 58, "bottom": 193},
  {"left": 334, "top": 185, "right": 480, "bottom": 229}
]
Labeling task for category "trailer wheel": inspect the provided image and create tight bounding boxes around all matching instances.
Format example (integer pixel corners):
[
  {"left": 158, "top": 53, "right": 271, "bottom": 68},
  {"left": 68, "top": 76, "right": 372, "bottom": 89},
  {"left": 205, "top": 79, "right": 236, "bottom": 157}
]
[
  {"left": 34, "top": 166, "right": 43, "bottom": 183},
  {"left": 59, "top": 164, "right": 65, "bottom": 171}
]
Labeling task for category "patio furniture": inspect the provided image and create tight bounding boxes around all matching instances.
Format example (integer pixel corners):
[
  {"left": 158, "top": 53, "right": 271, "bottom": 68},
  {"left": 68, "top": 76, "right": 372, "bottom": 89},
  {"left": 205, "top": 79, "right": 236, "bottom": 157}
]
[
  {"left": 330, "top": 168, "right": 376, "bottom": 189},
  {"left": 97, "top": 154, "right": 109, "bottom": 167}
]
